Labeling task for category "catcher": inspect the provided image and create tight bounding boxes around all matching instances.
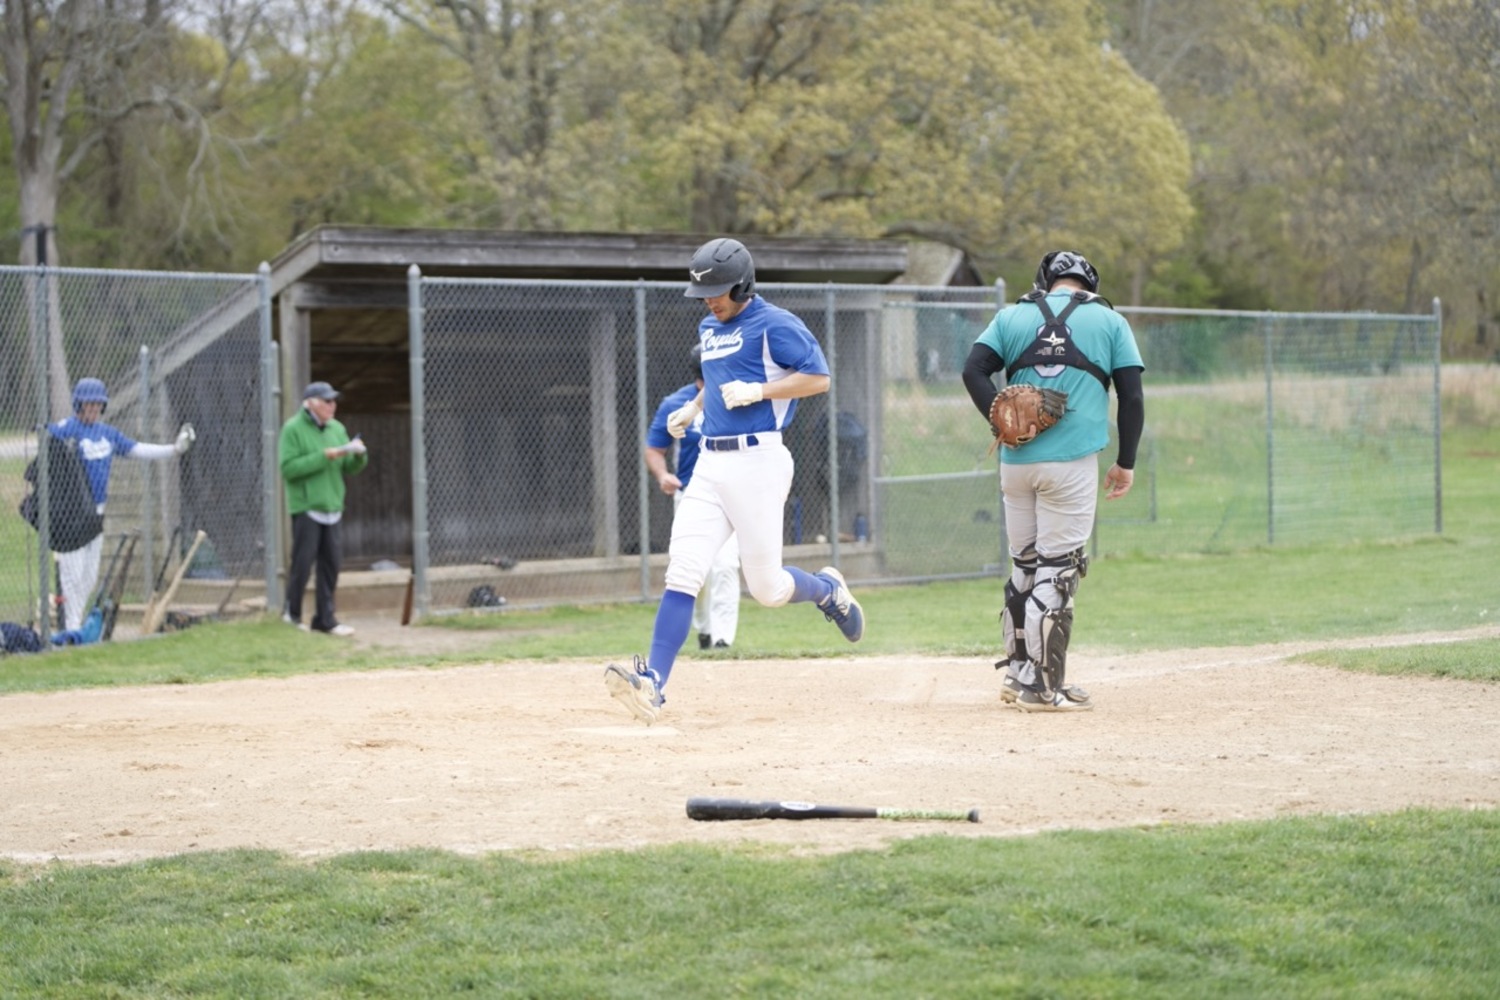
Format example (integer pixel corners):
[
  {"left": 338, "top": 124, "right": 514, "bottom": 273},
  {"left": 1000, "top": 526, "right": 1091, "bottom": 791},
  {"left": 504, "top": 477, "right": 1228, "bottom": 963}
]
[{"left": 961, "top": 250, "right": 1145, "bottom": 712}]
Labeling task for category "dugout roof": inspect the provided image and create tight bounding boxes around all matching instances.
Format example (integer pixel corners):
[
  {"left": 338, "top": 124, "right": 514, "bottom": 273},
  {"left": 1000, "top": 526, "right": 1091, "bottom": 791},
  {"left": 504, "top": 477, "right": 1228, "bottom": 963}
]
[{"left": 265, "top": 226, "right": 913, "bottom": 412}]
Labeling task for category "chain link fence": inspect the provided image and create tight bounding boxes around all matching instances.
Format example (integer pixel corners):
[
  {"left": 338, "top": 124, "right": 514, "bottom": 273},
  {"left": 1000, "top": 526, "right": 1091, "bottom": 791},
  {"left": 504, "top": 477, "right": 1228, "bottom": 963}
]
[
  {"left": 878, "top": 298, "right": 1442, "bottom": 568},
  {"left": 0, "top": 266, "right": 273, "bottom": 644},
  {"left": 405, "top": 277, "right": 1442, "bottom": 616},
  {"left": 0, "top": 264, "right": 1442, "bottom": 635}
]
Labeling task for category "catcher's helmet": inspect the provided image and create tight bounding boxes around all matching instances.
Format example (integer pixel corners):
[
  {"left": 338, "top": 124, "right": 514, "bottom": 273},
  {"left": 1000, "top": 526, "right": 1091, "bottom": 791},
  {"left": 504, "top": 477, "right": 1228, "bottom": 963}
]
[
  {"left": 72, "top": 377, "right": 109, "bottom": 413},
  {"left": 1034, "top": 251, "right": 1100, "bottom": 293},
  {"left": 684, "top": 238, "right": 755, "bottom": 302}
]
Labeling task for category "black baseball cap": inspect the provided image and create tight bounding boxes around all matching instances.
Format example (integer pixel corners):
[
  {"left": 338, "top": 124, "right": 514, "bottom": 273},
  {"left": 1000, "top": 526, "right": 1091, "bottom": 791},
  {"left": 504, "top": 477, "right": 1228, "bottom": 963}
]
[{"left": 303, "top": 381, "right": 341, "bottom": 401}]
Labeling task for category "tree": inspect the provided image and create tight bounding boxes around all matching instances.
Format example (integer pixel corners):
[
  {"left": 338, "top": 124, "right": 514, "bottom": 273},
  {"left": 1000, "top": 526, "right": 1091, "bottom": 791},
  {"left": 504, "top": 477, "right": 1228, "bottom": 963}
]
[
  {"left": 3, "top": 0, "right": 100, "bottom": 411},
  {"left": 375, "top": 0, "right": 617, "bottom": 230},
  {"left": 606, "top": 0, "right": 1192, "bottom": 293},
  {"left": 1104, "top": 0, "right": 1500, "bottom": 337},
  {"left": 2, "top": 0, "right": 281, "bottom": 406}
]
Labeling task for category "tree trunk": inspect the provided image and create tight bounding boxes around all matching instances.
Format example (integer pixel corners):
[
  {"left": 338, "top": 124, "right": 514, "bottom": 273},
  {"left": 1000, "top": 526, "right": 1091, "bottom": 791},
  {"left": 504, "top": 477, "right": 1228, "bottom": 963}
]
[{"left": 18, "top": 176, "right": 73, "bottom": 418}]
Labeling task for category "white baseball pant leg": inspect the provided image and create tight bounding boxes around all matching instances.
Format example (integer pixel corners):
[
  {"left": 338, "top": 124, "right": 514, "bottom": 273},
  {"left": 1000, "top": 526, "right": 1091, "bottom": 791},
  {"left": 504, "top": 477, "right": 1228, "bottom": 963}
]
[
  {"left": 55, "top": 534, "right": 104, "bottom": 632},
  {"left": 675, "top": 491, "right": 742, "bottom": 643},
  {"left": 665, "top": 441, "right": 795, "bottom": 608},
  {"left": 703, "top": 531, "right": 741, "bottom": 644}
]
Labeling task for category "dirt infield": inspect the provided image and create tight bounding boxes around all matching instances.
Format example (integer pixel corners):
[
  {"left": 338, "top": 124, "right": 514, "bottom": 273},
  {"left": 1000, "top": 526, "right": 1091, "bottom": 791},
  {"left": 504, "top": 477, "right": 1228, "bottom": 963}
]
[{"left": 2, "top": 624, "right": 1497, "bottom": 864}]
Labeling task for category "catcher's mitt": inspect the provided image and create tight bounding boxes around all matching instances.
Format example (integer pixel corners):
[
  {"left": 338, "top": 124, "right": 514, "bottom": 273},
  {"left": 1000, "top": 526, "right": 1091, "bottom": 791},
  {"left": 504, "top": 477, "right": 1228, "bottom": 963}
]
[{"left": 988, "top": 384, "right": 1068, "bottom": 453}]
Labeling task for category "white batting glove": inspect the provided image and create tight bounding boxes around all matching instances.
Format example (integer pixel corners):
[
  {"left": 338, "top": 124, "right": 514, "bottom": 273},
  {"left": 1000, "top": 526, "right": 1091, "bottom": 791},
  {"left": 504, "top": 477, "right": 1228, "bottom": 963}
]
[
  {"left": 174, "top": 423, "right": 196, "bottom": 455},
  {"left": 666, "top": 401, "right": 701, "bottom": 439},
  {"left": 720, "top": 381, "right": 763, "bottom": 409}
]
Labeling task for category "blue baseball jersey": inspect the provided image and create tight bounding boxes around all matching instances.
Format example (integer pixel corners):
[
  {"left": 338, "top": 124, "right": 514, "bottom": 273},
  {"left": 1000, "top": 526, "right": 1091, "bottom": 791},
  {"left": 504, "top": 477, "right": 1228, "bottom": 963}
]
[
  {"left": 48, "top": 417, "right": 140, "bottom": 505},
  {"left": 647, "top": 382, "right": 705, "bottom": 485},
  {"left": 696, "top": 296, "right": 830, "bottom": 437},
  {"left": 975, "top": 291, "right": 1144, "bottom": 464}
]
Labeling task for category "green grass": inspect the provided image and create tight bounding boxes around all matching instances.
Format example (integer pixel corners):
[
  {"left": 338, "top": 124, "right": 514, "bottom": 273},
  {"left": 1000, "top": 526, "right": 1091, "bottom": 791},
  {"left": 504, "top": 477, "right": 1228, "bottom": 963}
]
[
  {"left": 0, "top": 422, "right": 1496, "bottom": 998},
  {"left": 879, "top": 376, "right": 1453, "bottom": 561},
  {"left": 1293, "top": 637, "right": 1500, "bottom": 681},
  {"left": 5, "top": 524, "right": 1493, "bottom": 696},
  {"left": 1, "top": 423, "right": 1492, "bottom": 693},
  {"left": 1, "top": 811, "right": 1496, "bottom": 997}
]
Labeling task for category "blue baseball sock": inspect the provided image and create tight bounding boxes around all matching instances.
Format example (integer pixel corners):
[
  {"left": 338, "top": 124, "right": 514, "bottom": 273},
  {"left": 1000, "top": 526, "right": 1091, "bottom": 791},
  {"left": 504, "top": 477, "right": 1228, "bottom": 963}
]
[
  {"left": 648, "top": 588, "right": 697, "bottom": 687},
  {"left": 786, "top": 566, "right": 834, "bottom": 604}
]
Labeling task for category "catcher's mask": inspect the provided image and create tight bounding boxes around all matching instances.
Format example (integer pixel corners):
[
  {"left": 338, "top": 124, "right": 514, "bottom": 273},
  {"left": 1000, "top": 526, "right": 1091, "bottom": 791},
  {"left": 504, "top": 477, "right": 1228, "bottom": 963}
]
[
  {"left": 684, "top": 238, "right": 756, "bottom": 302},
  {"left": 72, "top": 377, "right": 109, "bottom": 414},
  {"left": 1034, "top": 251, "right": 1099, "bottom": 293}
]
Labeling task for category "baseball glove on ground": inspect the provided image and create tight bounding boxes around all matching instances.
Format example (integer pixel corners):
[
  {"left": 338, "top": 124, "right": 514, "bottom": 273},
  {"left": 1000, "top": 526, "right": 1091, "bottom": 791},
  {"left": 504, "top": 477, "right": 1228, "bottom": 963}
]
[{"left": 988, "top": 385, "right": 1068, "bottom": 453}]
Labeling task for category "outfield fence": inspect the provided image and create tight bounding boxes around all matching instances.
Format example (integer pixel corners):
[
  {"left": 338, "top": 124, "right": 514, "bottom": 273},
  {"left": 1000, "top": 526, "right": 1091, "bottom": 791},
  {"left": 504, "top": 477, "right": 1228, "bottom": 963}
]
[
  {"left": 0, "top": 264, "right": 1442, "bottom": 638},
  {"left": 0, "top": 266, "right": 272, "bottom": 645}
]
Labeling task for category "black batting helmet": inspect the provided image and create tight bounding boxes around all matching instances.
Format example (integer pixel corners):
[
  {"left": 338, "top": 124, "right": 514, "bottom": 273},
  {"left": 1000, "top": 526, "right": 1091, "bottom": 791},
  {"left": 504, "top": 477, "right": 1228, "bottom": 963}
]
[
  {"left": 689, "top": 342, "right": 704, "bottom": 380},
  {"left": 684, "top": 238, "right": 756, "bottom": 302},
  {"left": 1034, "top": 250, "right": 1100, "bottom": 293}
]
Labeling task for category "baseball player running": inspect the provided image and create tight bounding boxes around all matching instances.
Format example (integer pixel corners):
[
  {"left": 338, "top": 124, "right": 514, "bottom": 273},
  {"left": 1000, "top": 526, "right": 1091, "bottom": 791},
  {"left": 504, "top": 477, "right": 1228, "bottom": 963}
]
[
  {"left": 606, "top": 238, "right": 864, "bottom": 724},
  {"left": 961, "top": 250, "right": 1144, "bottom": 712},
  {"left": 645, "top": 344, "right": 741, "bottom": 649}
]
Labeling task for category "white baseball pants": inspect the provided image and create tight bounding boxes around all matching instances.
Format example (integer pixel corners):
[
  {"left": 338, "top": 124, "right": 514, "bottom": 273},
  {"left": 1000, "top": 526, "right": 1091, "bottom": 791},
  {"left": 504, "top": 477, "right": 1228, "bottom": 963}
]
[
  {"left": 674, "top": 491, "right": 741, "bottom": 644},
  {"left": 666, "top": 436, "right": 796, "bottom": 609}
]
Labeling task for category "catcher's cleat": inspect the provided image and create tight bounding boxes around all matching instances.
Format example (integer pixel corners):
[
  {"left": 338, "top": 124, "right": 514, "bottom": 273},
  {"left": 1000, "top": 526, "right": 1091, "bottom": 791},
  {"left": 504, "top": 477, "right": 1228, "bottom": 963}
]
[
  {"left": 1015, "top": 685, "right": 1094, "bottom": 713},
  {"left": 605, "top": 655, "right": 664, "bottom": 725},
  {"left": 814, "top": 566, "right": 864, "bottom": 643},
  {"left": 999, "top": 669, "right": 1024, "bottom": 704}
]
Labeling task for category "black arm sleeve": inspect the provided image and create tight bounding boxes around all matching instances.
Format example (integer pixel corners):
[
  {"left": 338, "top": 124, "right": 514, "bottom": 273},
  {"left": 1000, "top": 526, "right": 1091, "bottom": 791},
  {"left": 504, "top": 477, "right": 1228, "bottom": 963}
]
[
  {"left": 961, "top": 342, "right": 1006, "bottom": 419},
  {"left": 1113, "top": 366, "right": 1145, "bottom": 470}
]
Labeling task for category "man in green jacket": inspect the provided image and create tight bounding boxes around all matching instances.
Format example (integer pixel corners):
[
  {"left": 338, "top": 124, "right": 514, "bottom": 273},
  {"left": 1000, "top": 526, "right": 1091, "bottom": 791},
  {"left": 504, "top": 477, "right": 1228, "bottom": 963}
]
[{"left": 279, "top": 381, "right": 368, "bottom": 636}]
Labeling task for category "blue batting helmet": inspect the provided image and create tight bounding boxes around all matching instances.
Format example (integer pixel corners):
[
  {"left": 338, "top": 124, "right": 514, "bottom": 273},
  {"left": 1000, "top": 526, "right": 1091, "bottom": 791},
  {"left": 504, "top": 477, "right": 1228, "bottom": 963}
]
[{"left": 72, "top": 377, "right": 109, "bottom": 413}]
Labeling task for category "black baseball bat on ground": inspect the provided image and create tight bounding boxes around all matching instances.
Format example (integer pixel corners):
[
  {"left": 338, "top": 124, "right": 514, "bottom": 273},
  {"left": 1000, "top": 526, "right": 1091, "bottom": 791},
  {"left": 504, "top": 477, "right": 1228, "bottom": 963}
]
[{"left": 686, "top": 797, "right": 979, "bottom": 823}]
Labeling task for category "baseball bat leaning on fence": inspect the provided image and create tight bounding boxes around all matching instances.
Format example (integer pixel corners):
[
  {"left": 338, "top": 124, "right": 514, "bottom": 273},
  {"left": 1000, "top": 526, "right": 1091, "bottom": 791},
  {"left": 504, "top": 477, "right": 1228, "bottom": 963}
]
[
  {"left": 212, "top": 543, "right": 262, "bottom": 621},
  {"left": 100, "top": 534, "right": 138, "bottom": 641},
  {"left": 400, "top": 572, "right": 415, "bottom": 626},
  {"left": 686, "top": 797, "right": 980, "bottom": 823},
  {"left": 212, "top": 570, "right": 245, "bottom": 619},
  {"left": 141, "top": 529, "right": 207, "bottom": 634},
  {"left": 147, "top": 525, "right": 183, "bottom": 611}
]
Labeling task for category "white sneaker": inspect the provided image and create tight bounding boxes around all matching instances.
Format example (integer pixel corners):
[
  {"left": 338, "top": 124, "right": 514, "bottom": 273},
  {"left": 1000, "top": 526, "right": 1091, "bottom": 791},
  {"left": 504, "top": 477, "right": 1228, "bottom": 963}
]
[
  {"left": 604, "top": 656, "right": 664, "bottom": 725},
  {"left": 282, "top": 613, "right": 309, "bottom": 631},
  {"left": 814, "top": 566, "right": 864, "bottom": 642},
  {"left": 1015, "top": 687, "right": 1094, "bottom": 712},
  {"left": 327, "top": 623, "right": 356, "bottom": 637}
]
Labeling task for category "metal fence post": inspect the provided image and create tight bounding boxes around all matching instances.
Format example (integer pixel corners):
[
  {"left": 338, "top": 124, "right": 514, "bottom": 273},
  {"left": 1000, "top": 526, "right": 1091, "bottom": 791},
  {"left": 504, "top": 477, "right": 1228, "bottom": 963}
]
[
  {"left": 32, "top": 263, "right": 53, "bottom": 642},
  {"left": 259, "top": 263, "right": 281, "bottom": 615},
  {"left": 408, "top": 265, "right": 431, "bottom": 619},
  {"left": 1263, "top": 313, "right": 1276, "bottom": 546},
  {"left": 824, "top": 286, "right": 841, "bottom": 566},
  {"left": 139, "top": 345, "right": 154, "bottom": 596},
  {"left": 1432, "top": 297, "right": 1444, "bottom": 535},
  {"left": 993, "top": 277, "right": 1008, "bottom": 562},
  {"left": 635, "top": 281, "right": 652, "bottom": 599}
]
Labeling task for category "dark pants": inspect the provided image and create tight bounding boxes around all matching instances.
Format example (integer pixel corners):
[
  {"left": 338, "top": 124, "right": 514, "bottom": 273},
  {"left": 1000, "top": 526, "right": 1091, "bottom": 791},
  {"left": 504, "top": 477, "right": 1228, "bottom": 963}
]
[{"left": 286, "top": 513, "right": 342, "bottom": 631}]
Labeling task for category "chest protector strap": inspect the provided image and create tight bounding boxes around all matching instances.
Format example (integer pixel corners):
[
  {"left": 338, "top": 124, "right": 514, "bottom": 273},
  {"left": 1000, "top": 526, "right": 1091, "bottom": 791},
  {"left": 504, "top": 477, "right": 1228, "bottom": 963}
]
[{"left": 1006, "top": 290, "right": 1112, "bottom": 391}]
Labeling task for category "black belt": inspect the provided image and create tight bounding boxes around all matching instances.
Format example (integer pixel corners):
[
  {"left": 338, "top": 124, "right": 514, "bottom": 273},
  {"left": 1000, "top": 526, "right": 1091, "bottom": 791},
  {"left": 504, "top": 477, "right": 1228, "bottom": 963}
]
[{"left": 704, "top": 434, "right": 761, "bottom": 452}]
